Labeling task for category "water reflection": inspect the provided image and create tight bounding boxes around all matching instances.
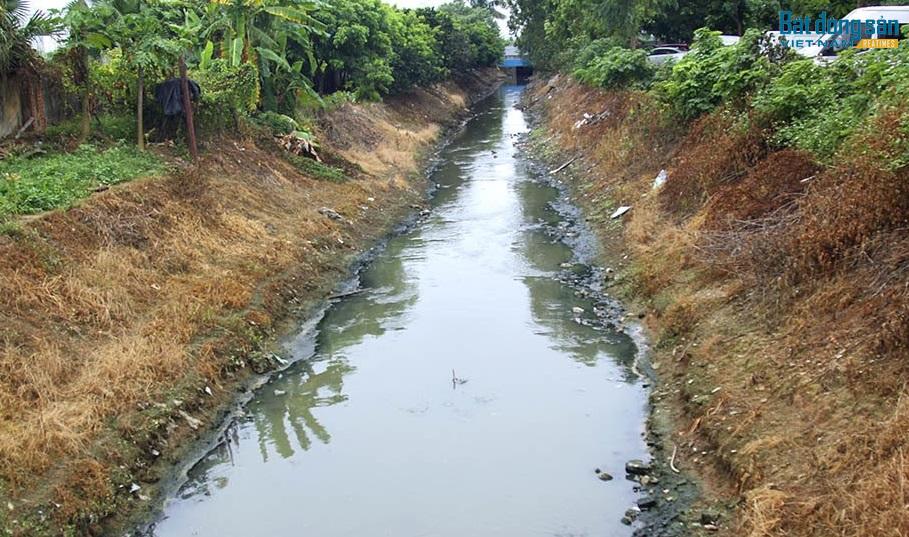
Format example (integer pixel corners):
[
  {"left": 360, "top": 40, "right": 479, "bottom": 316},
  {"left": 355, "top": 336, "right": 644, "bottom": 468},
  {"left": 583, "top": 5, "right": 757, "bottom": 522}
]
[
  {"left": 317, "top": 239, "right": 418, "bottom": 353},
  {"left": 253, "top": 357, "right": 353, "bottom": 460},
  {"left": 249, "top": 235, "right": 421, "bottom": 461}
]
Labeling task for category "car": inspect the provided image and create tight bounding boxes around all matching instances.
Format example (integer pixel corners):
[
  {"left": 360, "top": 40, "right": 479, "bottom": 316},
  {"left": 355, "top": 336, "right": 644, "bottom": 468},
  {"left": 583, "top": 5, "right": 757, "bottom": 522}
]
[
  {"left": 647, "top": 46, "right": 688, "bottom": 64},
  {"left": 647, "top": 35, "right": 742, "bottom": 65}
]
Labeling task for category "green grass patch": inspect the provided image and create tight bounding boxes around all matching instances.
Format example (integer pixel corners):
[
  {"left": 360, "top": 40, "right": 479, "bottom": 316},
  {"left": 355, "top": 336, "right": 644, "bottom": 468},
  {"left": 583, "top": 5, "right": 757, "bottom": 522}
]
[
  {"left": 0, "top": 143, "right": 166, "bottom": 218},
  {"left": 44, "top": 114, "right": 137, "bottom": 143},
  {"left": 287, "top": 155, "right": 349, "bottom": 183}
]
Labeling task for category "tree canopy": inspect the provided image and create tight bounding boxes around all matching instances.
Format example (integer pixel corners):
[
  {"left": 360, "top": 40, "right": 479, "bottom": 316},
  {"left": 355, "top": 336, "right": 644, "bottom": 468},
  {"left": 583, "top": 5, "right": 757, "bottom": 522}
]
[{"left": 2, "top": 0, "right": 504, "bottom": 145}]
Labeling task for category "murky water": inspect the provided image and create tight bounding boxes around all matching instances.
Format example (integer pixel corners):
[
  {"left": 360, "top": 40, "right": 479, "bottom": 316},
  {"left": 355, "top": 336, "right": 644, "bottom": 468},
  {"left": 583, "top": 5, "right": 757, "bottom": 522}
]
[{"left": 151, "top": 85, "right": 648, "bottom": 537}]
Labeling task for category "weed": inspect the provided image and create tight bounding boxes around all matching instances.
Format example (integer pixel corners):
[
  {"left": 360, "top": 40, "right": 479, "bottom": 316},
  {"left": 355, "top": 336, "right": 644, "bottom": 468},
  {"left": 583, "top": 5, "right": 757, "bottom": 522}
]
[
  {"left": 0, "top": 144, "right": 165, "bottom": 216},
  {"left": 286, "top": 154, "right": 352, "bottom": 183}
]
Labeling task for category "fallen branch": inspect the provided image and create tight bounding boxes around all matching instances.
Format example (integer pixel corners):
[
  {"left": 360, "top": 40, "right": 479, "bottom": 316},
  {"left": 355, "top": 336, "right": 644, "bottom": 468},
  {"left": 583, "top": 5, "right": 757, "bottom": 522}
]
[
  {"left": 14, "top": 117, "right": 34, "bottom": 139},
  {"left": 328, "top": 288, "right": 366, "bottom": 300},
  {"left": 549, "top": 157, "right": 577, "bottom": 175}
]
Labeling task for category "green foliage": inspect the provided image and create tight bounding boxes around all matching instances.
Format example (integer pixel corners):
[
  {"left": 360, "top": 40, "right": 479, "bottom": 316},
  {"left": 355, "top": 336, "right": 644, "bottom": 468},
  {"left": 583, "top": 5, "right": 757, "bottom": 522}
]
[
  {"left": 1, "top": 0, "right": 58, "bottom": 72},
  {"left": 251, "top": 111, "right": 300, "bottom": 134},
  {"left": 770, "top": 96, "right": 864, "bottom": 159},
  {"left": 18, "top": 0, "right": 503, "bottom": 154},
  {"left": 44, "top": 113, "right": 136, "bottom": 142},
  {"left": 428, "top": 2, "right": 505, "bottom": 71},
  {"left": 654, "top": 28, "right": 774, "bottom": 120},
  {"left": 573, "top": 46, "right": 653, "bottom": 89},
  {"left": 307, "top": 0, "right": 501, "bottom": 100},
  {"left": 0, "top": 144, "right": 165, "bottom": 216},
  {"left": 751, "top": 59, "right": 834, "bottom": 125},
  {"left": 572, "top": 37, "right": 622, "bottom": 70},
  {"left": 310, "top": 0, "right": 395, "bottom": 100},
  {"left": 199, "top": 0, "right": 324, "bottom": 111},
  {"left": 751, "top": 44, "right": 909, "bottom": 159},
  {"left": 195, "top": 59, "right": 261, "bottom": 116},
  {"left": 388, "top": 10, "right": 445, "bottom": 93},
  {"left": 287, "top": 155, "right": 349, "bottom": 183}
]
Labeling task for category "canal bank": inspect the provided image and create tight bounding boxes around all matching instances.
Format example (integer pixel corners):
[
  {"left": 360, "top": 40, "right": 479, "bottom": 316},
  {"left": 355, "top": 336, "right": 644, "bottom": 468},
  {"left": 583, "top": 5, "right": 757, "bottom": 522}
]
[
  {"left": 0, "top": 70, "right": 503, "bottom": 536},
  {"left": 138, "top": 85, "right": 659, "bottom": 536}
]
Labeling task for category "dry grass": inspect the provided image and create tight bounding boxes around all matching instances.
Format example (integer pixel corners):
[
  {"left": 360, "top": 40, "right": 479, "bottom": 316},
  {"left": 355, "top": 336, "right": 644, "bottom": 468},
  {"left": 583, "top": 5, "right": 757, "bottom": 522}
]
[
  {"left": 660, "top": 110, "right": 768, "bottom": 217},
  {"left": 0, "top": 69, "right": 500, "bottom": 533},
  {"left": 533, "top": 74, "right": 909, "bottom": 537}
]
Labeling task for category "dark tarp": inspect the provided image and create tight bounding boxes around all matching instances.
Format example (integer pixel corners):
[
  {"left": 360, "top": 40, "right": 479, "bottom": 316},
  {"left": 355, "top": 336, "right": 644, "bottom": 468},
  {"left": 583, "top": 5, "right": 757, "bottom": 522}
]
[{"left": 154, "top": 78, "right": 201, "bottom": 116}]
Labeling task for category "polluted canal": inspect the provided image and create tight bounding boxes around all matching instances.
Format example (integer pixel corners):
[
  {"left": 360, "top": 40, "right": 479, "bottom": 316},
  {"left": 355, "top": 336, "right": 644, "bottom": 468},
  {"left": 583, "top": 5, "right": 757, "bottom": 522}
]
[{"left": 149, "top": 85, "right": 651, "bottom": 537}]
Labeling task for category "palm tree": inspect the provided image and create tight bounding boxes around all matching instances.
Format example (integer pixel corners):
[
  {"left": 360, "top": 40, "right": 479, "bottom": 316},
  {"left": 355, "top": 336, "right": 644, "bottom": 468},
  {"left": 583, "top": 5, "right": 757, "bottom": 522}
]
[{"left": 1, "top": 0, "right": 58, "bottom": 133}]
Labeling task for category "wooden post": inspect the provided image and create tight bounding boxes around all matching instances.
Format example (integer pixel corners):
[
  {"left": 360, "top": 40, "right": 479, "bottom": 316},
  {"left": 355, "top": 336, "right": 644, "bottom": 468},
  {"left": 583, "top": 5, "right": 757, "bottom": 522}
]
[
  {"left": 136, "top": 66, "right": 144, "bottom": 150},
  {"left": 179, "top": 55, "right": 198, "bottom": 160}
]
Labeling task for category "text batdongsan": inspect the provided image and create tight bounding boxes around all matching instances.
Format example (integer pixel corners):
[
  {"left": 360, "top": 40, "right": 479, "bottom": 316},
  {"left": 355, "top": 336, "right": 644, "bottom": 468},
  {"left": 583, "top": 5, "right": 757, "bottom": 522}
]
[{"left": 779, "top": 10, "right": 899, "bottom": 48}]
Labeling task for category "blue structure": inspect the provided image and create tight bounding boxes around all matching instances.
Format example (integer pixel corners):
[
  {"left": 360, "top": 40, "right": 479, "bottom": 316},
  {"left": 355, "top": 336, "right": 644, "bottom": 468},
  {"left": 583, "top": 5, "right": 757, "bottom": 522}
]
[{"left": 500, "top": 46, "right": 533, "bottom": 83}]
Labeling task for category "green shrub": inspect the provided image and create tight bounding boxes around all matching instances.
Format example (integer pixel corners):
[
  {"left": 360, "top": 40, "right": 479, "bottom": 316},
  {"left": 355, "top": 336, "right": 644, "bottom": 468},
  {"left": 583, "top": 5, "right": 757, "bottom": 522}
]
[
  {"left": 771, "top": 96, "right": 866, "bottom": 159},
  {"left": 572, "top": 37, "right": 623, "bottom": 71},
  {"left": 752, "top": 43, "right": 909, "bottom": 159},
  {"left": 751, "top": 59, "right": 835, "bottom": 125},
  {"left": 655, "top": 28, "right": 774, "bottom": 119},
  {"left": 45, "top": 113, "right": 136, "bottom": 143},
  {"left": 573, "top": 46, "right": 654, "bottom": 89},
  {"left": 251, "top": 111, "right": 300, "bottom": 135},
  {"left": 389, "top": 10, "right": 445, "bottom": 93},
  {"left": 193, "top": 60, "right": 260, "bottom": 129},
  {"left": 288, "top": 156, "right": 349, "bottom": 183}
]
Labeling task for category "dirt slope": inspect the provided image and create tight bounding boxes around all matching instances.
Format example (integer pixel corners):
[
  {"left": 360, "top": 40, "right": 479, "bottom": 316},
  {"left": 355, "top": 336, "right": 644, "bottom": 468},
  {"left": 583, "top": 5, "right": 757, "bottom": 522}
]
[
  {"left": 526, "top": 75, "right": 909, "bottom": 537},
  {"left": 0, "top": 69, "right": 501, "bottom": 535}
]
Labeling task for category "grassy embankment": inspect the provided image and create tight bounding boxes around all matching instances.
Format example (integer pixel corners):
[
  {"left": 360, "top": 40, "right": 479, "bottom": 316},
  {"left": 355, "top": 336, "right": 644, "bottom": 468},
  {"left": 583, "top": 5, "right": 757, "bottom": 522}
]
[
  {"left": 0, "top": 69, "right": 501, "bottom": 536},
  {"left": 527, "top": 76, "right": 908, "bottom": 537}
]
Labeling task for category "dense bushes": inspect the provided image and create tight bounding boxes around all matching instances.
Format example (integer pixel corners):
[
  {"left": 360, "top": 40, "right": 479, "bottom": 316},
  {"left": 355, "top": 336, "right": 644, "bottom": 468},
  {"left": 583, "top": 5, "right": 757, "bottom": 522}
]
[
  {"left": 655, "top": 29, "right": 775, "bottom": 120},
  {"left": 565, "top": 26, "right": 909, "bottom": 163},
  {"left": 388, "top": 10, "right": 445, "bottom": 93},
  {"left": 20, "top": 0, "right": 503, "bottom": 150},
  {"left": 573, "top": 46, "right": 653, "bottom": 89},
  {"left": 194, "top": 60, "right": 260, "bottom": 128}
]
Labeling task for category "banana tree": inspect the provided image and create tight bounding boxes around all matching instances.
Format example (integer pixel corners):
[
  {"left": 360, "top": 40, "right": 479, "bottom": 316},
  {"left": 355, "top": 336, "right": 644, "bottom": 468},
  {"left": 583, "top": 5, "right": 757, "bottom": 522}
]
[
  {"left": 56, "top": 0, "right": 115, "bottom": 140},
  {"left": 200, "top": 0, "right": 325, "bottom": 109}
]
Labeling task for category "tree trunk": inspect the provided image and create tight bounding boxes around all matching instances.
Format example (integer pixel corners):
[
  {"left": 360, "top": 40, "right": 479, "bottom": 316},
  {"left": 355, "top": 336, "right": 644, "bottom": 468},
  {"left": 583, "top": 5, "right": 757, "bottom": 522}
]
[
  {"left": 23, "top": 73, "right": 48, "bottom": 134},
  {"left": 137, "top": 66, "right": 144, "bottom": 150},
  {"left": 80, "top": 89, "right": 91, "bottom": 141},
  {"left": 179, "top": 55, "right": 198, "bottom": 160},
  {"left": 34, "top": 79, "right": 47, "bottom": 134}
]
